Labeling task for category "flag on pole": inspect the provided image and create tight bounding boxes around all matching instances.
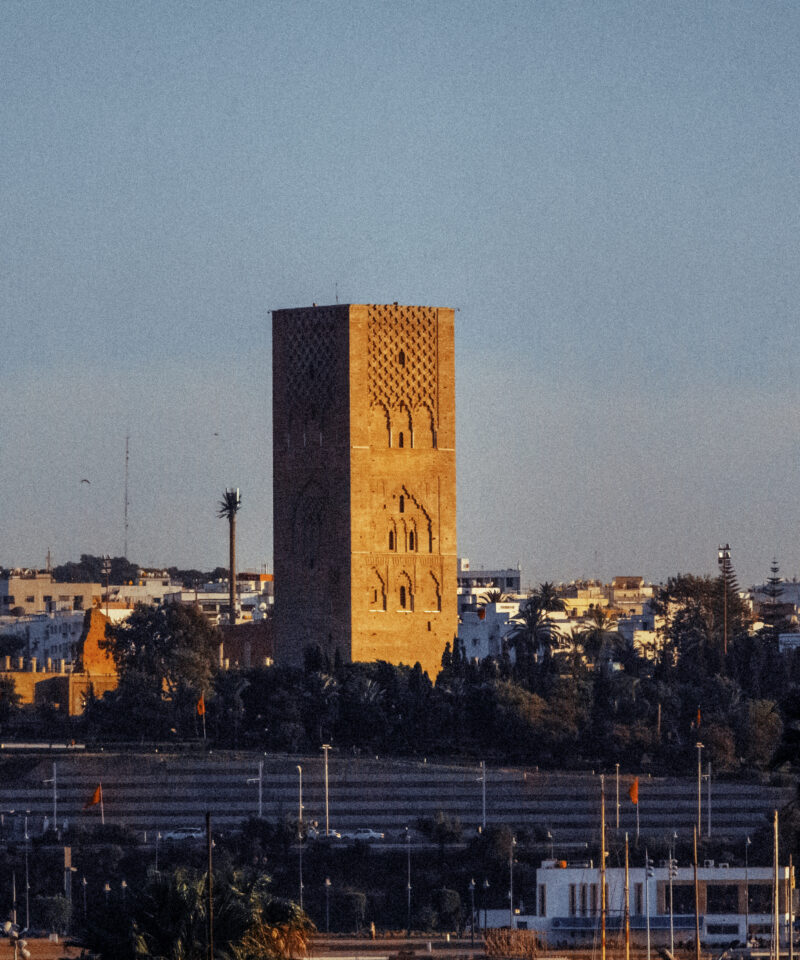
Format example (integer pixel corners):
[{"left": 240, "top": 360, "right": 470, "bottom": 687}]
[
  {"left": 83, "top": 784, "right": 102, "bottom": 809},
  {"left": 697, "top": 706, "right": 702, "bottom": 727},
  {"left": 197, "top": 694, "right": 206, "bottom": 717},
  {"left": 628, "top": 777, "right": 639, "bottom": 805}
]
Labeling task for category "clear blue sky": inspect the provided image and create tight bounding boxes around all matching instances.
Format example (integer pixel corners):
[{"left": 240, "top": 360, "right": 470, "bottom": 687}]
[{"left": 2, "top": 0, "right": 798, "bottom": 588}]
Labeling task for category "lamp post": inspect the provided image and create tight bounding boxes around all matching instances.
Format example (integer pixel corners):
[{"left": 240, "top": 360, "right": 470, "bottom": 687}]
[
  {"left": 745, "top": 835, "right": 751, "bottom": 943},
  {"left": 405, "top": 827, "right": 412, "bottom": 937},
  {"left": 23, "top": 812, "right": 30, "bottom": 930},
  {"left": 325, "top": 877, "right": 331, "bottom": 934},
  {"left": 508, "top": 836, "right": 516, "bottom": 927},
  {"left": 247, "top": 761, "right": 263, "bottom": 818},
  {"left": 103, "top": 881, "right": 110, "bottom": 907},
  {"left": 81, "top": 876, "right": 87, "bottom": 919},
  {"left": 616, "top": 763, "right": 620, "bottom": 829},
  {"left": 696, "top": 743, "right": 704, "bottom": 837},
  {"left": 669, "top": 832, "right": 677, "bottom": 957},
  {"left": 479, "top": 761, "right": 487, "bottom": 830},
  {"left": 121, "top": 879, "right": 127, "bottom": 904},
  {"left": 469, "top": 879, "right": 476, "bottom": 946},
  {"left": 321, "top": 744, "right": 331, "bottom": 836},
  {"left": 547, "top": 831, "right": 554, "bottom": 859},
  {"left": 483, "top": 879, "right": 490, "bottom": 934},
  {"left": 297, "top": 765, "right": 303, "bottom": 910}
]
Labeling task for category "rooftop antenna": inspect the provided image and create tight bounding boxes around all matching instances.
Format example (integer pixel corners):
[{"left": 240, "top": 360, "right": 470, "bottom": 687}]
[{"left": 124, "top": 435, "right": 130, "bottom": 559}]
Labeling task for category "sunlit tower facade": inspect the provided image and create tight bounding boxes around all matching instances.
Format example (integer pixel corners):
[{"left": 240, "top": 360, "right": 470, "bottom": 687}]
[{"left": 271, "top": 303, "right": 457, "bottom": 678}]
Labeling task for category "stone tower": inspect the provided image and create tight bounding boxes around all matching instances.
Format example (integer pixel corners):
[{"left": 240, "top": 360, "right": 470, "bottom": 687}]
[{"left": 272, "top": 303, "right": 457, "bottom": 678}]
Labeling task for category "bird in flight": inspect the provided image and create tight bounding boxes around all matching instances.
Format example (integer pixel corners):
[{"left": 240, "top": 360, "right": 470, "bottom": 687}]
[{"left": 80, "top": 478, "right": 91, "bottom": 484}]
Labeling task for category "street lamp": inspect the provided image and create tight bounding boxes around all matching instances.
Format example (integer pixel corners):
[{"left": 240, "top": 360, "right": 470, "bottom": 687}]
[
  {"left": 121, "top": 879, "right": 127, "bottom": 904},
  {"left": 696, "top": 743, "right": 704, "bottom": 837},
  {"left": 616, "top": 763, "right": 620, "bottom": 829},
  {"left": 81, "top": 877, "right": 88, "bottom": 918},
  {"left": 482, "top": 879, "right": 490, "bottom": 934},
  {"left": 547, "top": 830, "right": 554, "bottom": 859},
  {"left": 247, "top": 760, "right": 263, "bottom": 818},
  {"left": 297, "top": 765, "right": 303, "bottom": 910},
  {"left": 325, "top": 877, "right": 332, "bottom": 934},
  {"left": 405, "top": 827, "right": 412, "bottom": 937},
  {"left": 469, "top": 879, "right": 476, "bottom": 946},
  {"left": 23, "top": 812, "right": 29, "bottom": 930},
  {"left": 745, "top": 835, "right": 751, "bottom": 943},
  {"left": 508, "top": 836, "right": 517, "bottom": 927},
  {"left": 321, "top": 744, "right": 331, "bottom": 836},
  {"left": 103, "top": 881, "right": 111, "bottom": 906}
]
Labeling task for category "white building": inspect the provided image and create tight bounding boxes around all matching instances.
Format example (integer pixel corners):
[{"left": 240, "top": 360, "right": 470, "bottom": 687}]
[
  {"left": 484, "top": 859, "right": 794, "bottom": 947},
  {"left": 0, "top": 611, "right": 88, "bottom": 663}
]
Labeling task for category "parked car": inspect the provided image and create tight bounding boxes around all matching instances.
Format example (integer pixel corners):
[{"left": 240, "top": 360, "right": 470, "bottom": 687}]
[
  {"left": 307, "top": 825, "right": 342, "bottom": 840},
  {"left": 162, "top": 826, "right": 204, "bottom": 842},
  {"left": 352, "top": 828, "right": 385, "bottom": 841}
]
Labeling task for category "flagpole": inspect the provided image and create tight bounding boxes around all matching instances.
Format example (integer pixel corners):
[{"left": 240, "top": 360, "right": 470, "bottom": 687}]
[
  {"left": 624, "top": 833, "right": 630, "bottom": 960},
  {"left": 601, "top": 775, "right": 606, "bottom": 960}
]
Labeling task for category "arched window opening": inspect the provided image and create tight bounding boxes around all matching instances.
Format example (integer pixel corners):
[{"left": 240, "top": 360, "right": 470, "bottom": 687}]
[
  {"left": 399, "top": 495, "right": 405, "bottom": 513},
  {"left": 389, "top": 531, "right": 395, "bottom": 551},
  {"left": 400, "top": 585, "right": 407, "bottom": 609},
  {"left": 398, "top": 432, "right": 404, "bottom": 448},
  {"left": 398, "top": 350, "right": 405, "bottom": 366},
  {"left": 428, "top": 530, "right": 433, "bottom": 552},
  {"left": 409, "top": 531, "right": 415, "bottom": 551}
]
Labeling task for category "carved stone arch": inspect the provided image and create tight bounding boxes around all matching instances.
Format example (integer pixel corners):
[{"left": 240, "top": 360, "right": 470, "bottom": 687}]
[
  {"left": 413, "top": 404, "right": 435, "bottom": 449},
  {"left": 369, "top": 402, "right": 391, "bottom": 448},
  {"left": 387, "top": 517, "right": 397, "bottom": 552},
  {"left": 397, "top": 570, "right": 414, "bottom": 612},
  {"left": 423, "top": 571, "right": 441, "bottom": 612},
  {"left": 406, "top": 517, "right": 417, "bottom": 552},
  {"left": 390, "top": 485, "right": 433, "bottom": 554},
  {"left": 291, "top": 480, "right": 326, "bottom": 571},
  {"left": 369, "top": 567, "right": 387, "bottom": 611},
  {"left": 394, "top": 404, "right": 412, "bottom": 449}
]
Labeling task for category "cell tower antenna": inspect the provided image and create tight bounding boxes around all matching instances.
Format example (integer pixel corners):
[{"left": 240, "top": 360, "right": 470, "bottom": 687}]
[{"left": 124, "top": 435, "right": 130, "bottom": 559}]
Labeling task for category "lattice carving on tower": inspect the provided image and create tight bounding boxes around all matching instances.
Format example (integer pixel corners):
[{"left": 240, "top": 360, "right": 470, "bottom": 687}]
[
  {"left": 367, "top": 304, "right": 438, "bottom": 422},
  {"left": 283, "top": 307, "right": 339, "bottom": 416}
]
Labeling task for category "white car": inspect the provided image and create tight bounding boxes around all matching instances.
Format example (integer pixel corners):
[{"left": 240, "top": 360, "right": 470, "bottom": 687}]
[
  {"left": 352, "top": 828, "right": 385, "bottom": 841},
  {"left": 162, "top": 826, "right": 204, "bottom": 841}
]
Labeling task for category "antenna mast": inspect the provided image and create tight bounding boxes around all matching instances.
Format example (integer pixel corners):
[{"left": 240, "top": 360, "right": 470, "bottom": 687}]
[{"left": 124, "top": 435, "right": 130, "bottom": 558}]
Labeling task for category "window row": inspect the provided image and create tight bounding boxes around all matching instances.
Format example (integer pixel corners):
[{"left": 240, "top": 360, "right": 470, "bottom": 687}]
[
  {"left": 368, "top": 570, "right": 442, "bottom": 613},
  {"left": 369, "top": 403, "right": 437, "bottom": 449}
]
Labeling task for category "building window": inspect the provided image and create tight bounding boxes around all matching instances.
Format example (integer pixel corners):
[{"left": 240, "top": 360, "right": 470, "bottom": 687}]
[
  {"left": 409, "top": 531, "right": 415, "bottom": 551},
  {"left": 400, "top": 586, "right": 407, "bottom": 609},
  {"left": 399, "top": 495, "right": 405, "bottom": 512},
  {"left": 398, "top": 432, "right": 404, "bottom": 448},
  {"left": 590, "top": 884, "right": 598, "bottom": 916},
  {"left": 634, "top": 883, "right": 643, "bottom": 916},
  {"left": 569, "top": 884, "right": 577, "bottom": 917},
  {"left": 580, "top": 885, "right": 588, "bottom": 916},
  {"left": 538, "top": 885, "right": 546, "bottom": 917},
  {"left": 389, "top": 531, "right": 395, "bottom": 550}
]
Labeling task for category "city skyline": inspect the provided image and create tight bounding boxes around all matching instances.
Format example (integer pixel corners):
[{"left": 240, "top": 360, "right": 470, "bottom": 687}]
[{"left": 2, "top": 1, "right": 799, "bottom": 588}]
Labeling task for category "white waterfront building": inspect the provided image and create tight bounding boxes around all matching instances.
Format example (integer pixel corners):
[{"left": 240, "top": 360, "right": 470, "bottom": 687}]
[{"left": 483, "top": 859, "right": 794, "bottom": 948}]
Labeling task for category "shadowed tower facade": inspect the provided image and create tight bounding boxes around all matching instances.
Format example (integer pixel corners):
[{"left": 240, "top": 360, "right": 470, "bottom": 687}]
[{"left": 272, "top": 303, "right": 457, "bottom": 678}]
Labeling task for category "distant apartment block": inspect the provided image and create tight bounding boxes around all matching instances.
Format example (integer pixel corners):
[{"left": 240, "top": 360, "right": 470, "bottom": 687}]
[
  {"left": 0, "top": 571, "right": 100, "bottom": 616},
  {"left": 457, "top": 557, "right": 521, "bottom": 594}
]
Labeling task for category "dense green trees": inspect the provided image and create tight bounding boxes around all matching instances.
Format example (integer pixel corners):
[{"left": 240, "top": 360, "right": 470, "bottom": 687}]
[{"left": 78, "top": 866, "right": 313, "bottom": 960}]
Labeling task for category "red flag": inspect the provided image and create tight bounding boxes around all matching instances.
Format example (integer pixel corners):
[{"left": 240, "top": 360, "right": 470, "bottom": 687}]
[
  {"left": 83, "top": 784, "right": 102, "bottom": 809},
  {"left": 696, "top": 706, "right": 701, "bottom": 728},
  {"left": 197, "top": 694, "right": 206, "bottom": 717},
  {"left": 628, "top": 777, "right": 639, "bottom": 805}
]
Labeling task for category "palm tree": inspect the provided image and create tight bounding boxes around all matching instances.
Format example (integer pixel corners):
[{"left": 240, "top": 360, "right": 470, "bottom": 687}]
[
  {"left": 218, "top": 488, "right": 242, "bottom": 628},
  {"left": 478, "top": 589, "right": 509, "bottom": 605},
  {"left": 577, "top": 606, "right": 622, "bottom": 668}
]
